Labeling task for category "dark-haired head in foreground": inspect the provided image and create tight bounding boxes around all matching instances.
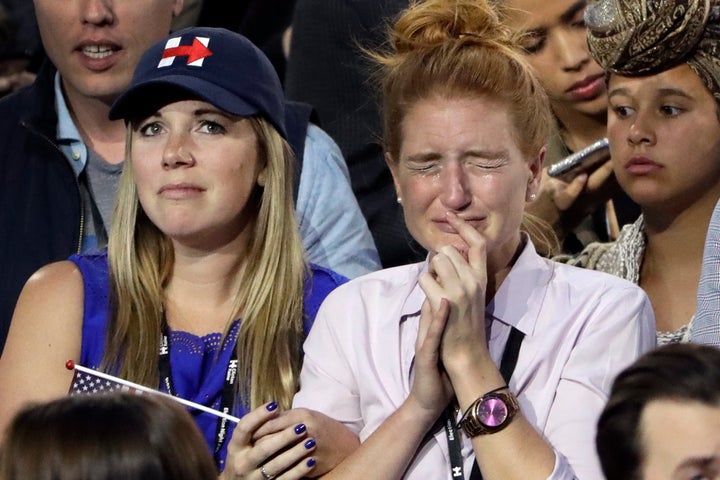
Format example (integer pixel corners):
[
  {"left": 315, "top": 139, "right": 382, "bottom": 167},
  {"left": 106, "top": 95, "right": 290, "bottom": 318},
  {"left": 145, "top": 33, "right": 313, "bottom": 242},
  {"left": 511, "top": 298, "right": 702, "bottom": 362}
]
[
  {"left": 0, "top": 393, "right": 218, "bottom": 480},
  {"left": 597, "top": 343, "right": 720, "bottom": 480}
]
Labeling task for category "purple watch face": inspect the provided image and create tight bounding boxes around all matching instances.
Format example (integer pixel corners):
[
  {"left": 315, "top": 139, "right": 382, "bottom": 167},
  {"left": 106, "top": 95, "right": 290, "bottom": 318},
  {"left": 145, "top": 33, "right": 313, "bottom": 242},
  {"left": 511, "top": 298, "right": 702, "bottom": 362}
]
[{"left": 478, "top": 397, "right": 508, "bottom": 427}]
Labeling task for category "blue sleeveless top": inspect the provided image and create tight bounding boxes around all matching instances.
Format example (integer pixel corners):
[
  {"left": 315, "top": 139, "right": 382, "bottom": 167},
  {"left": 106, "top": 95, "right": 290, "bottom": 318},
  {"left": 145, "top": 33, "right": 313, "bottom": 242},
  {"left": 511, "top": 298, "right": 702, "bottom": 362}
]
[{"left": 69, "top": 252, "right": 347, "bottom": 470}]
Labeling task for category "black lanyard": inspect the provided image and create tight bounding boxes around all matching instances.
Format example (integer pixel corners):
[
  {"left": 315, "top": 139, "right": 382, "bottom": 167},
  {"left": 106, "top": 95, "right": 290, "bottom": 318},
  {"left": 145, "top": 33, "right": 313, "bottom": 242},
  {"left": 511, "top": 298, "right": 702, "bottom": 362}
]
[
  {"left": 444, "top": 326, "right": 525, "bottom": 480},
  {"left": 159, "top": 319, "right": 238, "bottom": 469}
]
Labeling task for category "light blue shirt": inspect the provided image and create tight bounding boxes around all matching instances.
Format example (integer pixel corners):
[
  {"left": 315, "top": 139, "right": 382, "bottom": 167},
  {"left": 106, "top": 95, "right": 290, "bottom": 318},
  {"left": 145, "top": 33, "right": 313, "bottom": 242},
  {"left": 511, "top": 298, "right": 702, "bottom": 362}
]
[
  {"left": 55, "top": 74, "right": 88, "bottom": 175},
  {"left": 297, "top": 125, "right": 380, "bottom": 278},
  {"left": 55, "top": 73, "right": 100, "bottom": 253},
  {"left": 692, "top": 198, "right": 720, "bottom": 345}
]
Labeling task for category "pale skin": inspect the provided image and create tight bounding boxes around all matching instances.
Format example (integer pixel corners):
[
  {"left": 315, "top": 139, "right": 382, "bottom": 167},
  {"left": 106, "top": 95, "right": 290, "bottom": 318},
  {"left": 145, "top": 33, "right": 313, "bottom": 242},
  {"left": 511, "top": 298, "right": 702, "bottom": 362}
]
[
  {"left": 607, "top": 64, "right": 720, "bottom": 333},
  {"left": 317, "top": 95, "right": 556, "bottom": 479},
  {"left": 639, "top": 400, "right": 720, "bottom": 480},
  {"left": 32, "top": 0, "right": 184, "bottom": 164},
  {"left": 0, "top": 100, "right": 357, "bottom": 479}
]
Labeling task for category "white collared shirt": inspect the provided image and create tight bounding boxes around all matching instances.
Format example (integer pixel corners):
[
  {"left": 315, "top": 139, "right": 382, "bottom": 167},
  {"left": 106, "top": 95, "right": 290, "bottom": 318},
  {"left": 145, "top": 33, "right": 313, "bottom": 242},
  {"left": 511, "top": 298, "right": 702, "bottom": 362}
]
[{"left": 293, "top": 240, "right": 656, "bottom": 479}]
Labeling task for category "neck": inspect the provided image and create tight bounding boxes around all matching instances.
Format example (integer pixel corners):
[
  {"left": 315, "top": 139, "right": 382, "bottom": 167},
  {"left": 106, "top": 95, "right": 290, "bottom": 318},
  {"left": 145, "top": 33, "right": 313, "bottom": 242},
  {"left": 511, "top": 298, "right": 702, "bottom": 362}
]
[
  {"left": 553, "top": 105, "right": 607, "bottom": 153},
  {"left": 485, "top": 234, "right": 524, "bottom": 303},
  {"left": 642, "top": 195, "right": 717, "bottom": 271},
  {"left": 61, "top": 80, "right": 127, "bottom": 165},
  {"left": 164, "top": 239, "right": 249, "bottom": 334}
]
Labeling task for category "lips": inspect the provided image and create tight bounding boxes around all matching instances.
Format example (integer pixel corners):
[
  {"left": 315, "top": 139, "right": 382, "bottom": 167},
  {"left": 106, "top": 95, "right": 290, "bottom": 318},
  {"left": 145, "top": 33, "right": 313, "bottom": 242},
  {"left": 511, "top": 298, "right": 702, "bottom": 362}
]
[
  {"left": 75, "top": 40, "right": 122, "bottom": 70},
  {"left": 432, "top": 217, "right": 485, "bottom": 233},
  {"left": 158, "top": 183, "right": 205, "bottom": 200},
  {"left": 624, "top": 156, "right": 663, "bottom": 175},
  {"left": 81, "top": 45, "right": 116, "bottom": 60},
  {"left": 566, "top": 73, "right": 606, "bottom": 101}
]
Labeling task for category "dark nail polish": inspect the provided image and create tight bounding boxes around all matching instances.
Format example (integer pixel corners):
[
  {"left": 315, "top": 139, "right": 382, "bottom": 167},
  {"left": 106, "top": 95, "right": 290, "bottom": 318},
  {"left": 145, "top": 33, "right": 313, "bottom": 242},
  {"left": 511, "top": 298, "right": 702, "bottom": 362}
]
[
  {"left": 307, "top": 458, "right": 316, "bottom": 468},
  {"left": 294, "top": 423, "right": 306, "bottom": 435},
  {"left": 304, "top": 439, "right": 316, "bottom": 449},
  {"left": 266, "top": 401, "right": 278, "bottom": 411}
]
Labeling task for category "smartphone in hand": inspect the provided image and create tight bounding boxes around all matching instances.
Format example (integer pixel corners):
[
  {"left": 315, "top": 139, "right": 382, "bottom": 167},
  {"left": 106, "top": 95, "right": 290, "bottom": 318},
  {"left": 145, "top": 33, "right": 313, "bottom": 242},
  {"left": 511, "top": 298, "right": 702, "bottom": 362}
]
[{"left": 547, "top": 138, "right": 610, "bottom": 182}]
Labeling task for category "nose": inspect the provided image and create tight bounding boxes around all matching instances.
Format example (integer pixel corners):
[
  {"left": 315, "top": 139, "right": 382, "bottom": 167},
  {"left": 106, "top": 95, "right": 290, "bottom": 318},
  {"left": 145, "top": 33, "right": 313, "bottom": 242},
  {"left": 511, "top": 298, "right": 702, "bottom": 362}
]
[
  {"left": 162, "top": 132, "right": 196, "bottom": 169},
  {"left": 438, "top": 162, "right": 472, "bottom": 211},
  {"left": 81, "top": 0, "right": 114, "bottom": 26},
  {"left": 554, "top": 29, "right": 590, "bottom": 72},
  {"left": 627, "top": 112, "right": 657, "bottom": 146}
]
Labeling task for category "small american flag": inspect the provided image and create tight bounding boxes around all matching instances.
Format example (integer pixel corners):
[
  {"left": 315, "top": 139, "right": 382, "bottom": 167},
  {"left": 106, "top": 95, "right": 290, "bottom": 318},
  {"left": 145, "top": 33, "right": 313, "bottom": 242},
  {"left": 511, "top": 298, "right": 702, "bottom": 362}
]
[
  {"left": 65, "top": 360, "right": 240, "bottom": 423},
  {"left": 69, "top": 367, "right": 141, "bottom": 395}
]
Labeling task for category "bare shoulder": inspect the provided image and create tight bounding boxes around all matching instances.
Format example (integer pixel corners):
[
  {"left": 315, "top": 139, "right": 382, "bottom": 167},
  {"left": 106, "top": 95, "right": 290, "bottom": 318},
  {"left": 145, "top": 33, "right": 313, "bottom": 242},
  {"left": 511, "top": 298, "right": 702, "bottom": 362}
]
[
  {"left": 21, "top": 260, "right": 85, "bottom": 300},
  {"left": 0, "top": 260, "right": 85, "bottom": 436}
]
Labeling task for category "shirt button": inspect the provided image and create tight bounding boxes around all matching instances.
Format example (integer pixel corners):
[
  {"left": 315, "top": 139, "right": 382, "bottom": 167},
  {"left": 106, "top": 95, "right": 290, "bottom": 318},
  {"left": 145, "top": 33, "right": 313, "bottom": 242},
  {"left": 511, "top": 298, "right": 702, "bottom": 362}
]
[{"left": 72, "top": 151, "right": 81, "bottom": 160}]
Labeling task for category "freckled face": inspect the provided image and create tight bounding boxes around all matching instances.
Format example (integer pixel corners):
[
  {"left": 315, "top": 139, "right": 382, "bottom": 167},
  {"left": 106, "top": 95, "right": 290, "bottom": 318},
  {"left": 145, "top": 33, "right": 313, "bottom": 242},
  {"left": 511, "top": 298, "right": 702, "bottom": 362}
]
[
  {"left": 639, "top": 399, "right": 720, "bottom": 480},
  {"left": 387, "top": 95, "right": 541, "bottom": 267},
  {"left": 607, "top": 64, "right": 720, "bottom": 214},
  {"left": 131, "top": 99, "right": 265, "bottom": 249}
]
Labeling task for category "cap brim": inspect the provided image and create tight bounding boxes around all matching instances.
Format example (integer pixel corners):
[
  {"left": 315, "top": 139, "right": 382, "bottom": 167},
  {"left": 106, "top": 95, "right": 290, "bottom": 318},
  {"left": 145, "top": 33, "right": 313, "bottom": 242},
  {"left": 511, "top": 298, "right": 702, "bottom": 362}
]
[{"left": 108, "top": 75, "right": 261, "bottom": 121}]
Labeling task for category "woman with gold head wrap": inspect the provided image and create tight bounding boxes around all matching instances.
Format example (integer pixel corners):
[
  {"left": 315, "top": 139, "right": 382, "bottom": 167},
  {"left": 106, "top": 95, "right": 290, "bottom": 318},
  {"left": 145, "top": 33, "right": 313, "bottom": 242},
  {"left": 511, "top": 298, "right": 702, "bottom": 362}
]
[{"left": 564, "top": 0, "right": 720, "bottom": 345}]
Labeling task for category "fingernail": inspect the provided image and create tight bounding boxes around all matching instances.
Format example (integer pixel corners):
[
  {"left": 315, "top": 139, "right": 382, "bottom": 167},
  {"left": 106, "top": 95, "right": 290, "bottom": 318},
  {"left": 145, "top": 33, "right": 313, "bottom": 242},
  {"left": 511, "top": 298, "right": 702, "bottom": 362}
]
[
  {"left": 304, "top": 439, "right": 316, "bottom": 449},
  {"left": 294, "top": 423, "right": 306, "bottom": 435},
  {"left": 306, "top": 458, "right": 316, "bottom": 468},
  {"left": 266, "top": 401, "right": 278, "bottom": 411}
]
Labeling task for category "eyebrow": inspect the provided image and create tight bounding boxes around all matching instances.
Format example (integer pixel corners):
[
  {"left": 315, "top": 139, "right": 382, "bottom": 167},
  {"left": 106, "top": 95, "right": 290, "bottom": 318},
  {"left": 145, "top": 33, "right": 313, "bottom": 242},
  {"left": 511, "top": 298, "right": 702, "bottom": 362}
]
[
  {"left": 676, "top": 455, "right": 717, "bottom": 471},
  {"left": 560, "top": 1, "right": 587, "bottom": 23},
  {"left": 608, "top": 87, "right": 694, "bottom": 101},
  {"left": 193, "top": 108, "right": 235, "bottom": 119},
  {"left": 403, "top": 149, "right": 510, "bottom": 163}
]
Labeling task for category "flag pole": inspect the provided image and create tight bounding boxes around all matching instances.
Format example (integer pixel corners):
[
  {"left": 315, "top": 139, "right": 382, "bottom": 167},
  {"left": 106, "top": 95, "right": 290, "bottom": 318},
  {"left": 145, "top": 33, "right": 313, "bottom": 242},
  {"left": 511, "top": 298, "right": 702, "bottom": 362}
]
[{"left": 66, "top": 360, "right": 240, "bottom": 424}]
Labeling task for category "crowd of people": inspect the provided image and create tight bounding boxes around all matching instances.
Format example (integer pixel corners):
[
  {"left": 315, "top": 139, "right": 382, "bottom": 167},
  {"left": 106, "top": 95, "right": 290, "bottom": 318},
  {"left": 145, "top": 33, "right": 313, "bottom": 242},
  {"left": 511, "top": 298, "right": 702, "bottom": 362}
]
[{"left": 1, "top": 0, "right": 720, "bottom": 479}]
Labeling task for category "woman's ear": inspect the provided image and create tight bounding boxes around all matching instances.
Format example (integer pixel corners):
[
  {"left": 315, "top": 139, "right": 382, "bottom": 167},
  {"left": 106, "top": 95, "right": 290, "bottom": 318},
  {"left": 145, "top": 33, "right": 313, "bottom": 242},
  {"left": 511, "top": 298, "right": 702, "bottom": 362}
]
[
  {"left": 526, "top": 147, "right": 545, "bottom": 201},
  {"left": 257, "top": 167, "right": 267, "bottom": 187},
  {"left": 385, "top": 152, "right": 403, "bottom": 204}
]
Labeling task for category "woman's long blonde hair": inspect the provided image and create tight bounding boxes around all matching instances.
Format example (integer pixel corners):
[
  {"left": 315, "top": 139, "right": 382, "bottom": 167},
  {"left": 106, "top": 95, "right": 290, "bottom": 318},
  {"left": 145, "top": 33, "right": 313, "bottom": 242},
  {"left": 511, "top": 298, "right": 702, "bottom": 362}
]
[{"left": 104, "top": 116, "right": 307, "bottom": 410}]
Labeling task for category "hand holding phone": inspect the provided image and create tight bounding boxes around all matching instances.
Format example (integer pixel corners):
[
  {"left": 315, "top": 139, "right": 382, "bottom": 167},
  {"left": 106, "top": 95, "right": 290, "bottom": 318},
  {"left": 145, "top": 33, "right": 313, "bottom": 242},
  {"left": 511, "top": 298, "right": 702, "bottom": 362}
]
[{"left": 547, "top": 138, "right": 610, "bottom": 182}]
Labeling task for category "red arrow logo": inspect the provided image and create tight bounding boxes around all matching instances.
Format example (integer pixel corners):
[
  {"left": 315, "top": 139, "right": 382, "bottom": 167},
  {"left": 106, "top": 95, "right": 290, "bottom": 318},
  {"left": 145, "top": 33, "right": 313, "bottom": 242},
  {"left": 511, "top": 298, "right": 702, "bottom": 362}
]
[{"left": 161, "top": 38, "right": 212, "bottom": 64}]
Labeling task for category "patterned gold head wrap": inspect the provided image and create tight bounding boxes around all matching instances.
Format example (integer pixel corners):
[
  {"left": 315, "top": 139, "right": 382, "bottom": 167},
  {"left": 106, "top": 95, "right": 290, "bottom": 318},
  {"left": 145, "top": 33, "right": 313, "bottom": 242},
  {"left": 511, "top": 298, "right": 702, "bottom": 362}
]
[{"left": 585, "top": 0, "right": 720, "bottom": 102}]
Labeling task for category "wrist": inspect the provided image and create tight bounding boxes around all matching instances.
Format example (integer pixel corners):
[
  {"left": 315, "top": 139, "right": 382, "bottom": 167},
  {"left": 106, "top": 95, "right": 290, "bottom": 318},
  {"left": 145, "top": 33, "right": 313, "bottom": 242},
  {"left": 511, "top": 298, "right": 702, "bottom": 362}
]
[
  {"left": 446, "top": 364, "right": 506, "bottom": 412},
  {"left": 443, "top": 349, "right": 494, "bottom": 380},
  {"left": 402, "top": 395, "right": 444, "bottom": 432}
]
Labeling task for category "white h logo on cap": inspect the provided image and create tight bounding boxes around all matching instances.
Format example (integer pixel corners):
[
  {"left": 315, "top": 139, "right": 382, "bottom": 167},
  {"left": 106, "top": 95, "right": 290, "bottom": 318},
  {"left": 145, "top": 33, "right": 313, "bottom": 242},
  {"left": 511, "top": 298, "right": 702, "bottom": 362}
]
[{"left": 158, "top": 36, "right": 212, "bottom": 68}]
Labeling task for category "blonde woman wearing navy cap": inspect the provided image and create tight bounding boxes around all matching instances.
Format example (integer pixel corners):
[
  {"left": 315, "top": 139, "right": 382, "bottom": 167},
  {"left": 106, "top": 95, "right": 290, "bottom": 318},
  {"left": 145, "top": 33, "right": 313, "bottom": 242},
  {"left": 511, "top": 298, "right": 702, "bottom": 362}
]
[{"left": 0, "top": 27, "right": 358, "bottom": 478}]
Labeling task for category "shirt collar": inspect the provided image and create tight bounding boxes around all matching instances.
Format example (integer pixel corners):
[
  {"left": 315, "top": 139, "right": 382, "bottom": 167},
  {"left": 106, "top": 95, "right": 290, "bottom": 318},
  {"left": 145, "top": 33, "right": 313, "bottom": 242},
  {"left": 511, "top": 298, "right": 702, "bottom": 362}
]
[
  {"left": 399, "top": 236, "right": 554, "bottom": 337},
  {"left": 54, "top": 73, "right": 88, "bottom": 174},
  {"left": 487, "top": 237, "right": 554, "bottom": 337}
]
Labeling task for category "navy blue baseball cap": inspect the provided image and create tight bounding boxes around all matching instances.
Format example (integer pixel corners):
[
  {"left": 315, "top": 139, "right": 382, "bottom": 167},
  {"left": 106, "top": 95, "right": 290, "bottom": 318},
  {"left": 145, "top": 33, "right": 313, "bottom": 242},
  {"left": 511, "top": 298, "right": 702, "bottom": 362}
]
[{"left": 109, "top": 27, "right": 287, "bottom": 139}]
